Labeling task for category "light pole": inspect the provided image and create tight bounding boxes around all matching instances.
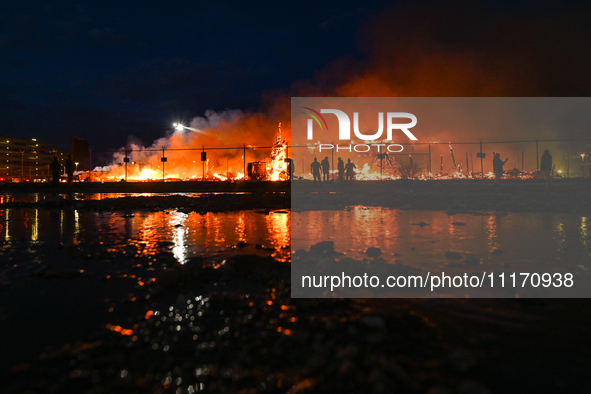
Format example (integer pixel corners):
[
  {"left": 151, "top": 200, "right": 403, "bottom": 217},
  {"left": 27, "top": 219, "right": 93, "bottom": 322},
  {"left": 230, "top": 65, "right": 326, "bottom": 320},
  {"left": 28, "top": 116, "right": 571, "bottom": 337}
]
[{"left": 582, "top": 154, "right": 586, "bottom": 178}]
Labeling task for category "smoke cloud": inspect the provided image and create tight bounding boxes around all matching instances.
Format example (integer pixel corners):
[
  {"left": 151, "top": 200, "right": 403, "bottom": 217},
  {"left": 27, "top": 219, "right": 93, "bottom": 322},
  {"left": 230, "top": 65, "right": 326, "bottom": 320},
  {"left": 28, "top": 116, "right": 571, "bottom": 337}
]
[{"left": 98, "top": 0, "right": 591, "bottom": 178}]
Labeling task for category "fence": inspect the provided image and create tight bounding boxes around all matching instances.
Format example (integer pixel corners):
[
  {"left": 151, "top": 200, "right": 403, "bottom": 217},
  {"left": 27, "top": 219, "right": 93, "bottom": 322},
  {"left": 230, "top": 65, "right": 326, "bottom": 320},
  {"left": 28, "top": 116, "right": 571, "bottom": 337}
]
[
  {"left": 290, "top": 137, "right": 591, "bottom": 179},
  {"left": 11, "top": 138, "right": 590, "bottom": 182}
]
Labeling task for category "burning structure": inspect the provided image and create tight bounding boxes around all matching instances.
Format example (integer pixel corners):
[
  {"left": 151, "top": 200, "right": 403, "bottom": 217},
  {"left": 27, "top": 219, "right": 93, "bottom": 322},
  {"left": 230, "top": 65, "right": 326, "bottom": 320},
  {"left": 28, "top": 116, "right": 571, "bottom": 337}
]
[{"left": 93, "top": 115, "right": 290, "bottom": 182}]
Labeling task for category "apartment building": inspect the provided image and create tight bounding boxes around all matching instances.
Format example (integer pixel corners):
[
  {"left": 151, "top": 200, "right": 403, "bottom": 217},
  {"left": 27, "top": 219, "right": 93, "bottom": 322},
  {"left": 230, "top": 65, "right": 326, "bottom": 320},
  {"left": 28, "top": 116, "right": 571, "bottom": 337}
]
[{"left": 0, "top": 136, "right": 66, "bottom": 181}]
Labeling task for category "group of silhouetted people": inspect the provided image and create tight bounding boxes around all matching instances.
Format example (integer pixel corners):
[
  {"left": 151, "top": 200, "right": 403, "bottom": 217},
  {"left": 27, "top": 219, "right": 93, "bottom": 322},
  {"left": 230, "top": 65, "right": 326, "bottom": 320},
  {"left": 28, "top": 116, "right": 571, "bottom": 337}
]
[
  {"left": 50, "top": 154, "right": 75, "bottom": 187},
  {"left": 307, "top": 150, "right": 554, "bottom": 186},
  {"left": 493, "top": 150, "right": 553, "bottom": 186},
  {"left": 310, "top": 156, "right": 357, "bottom": 181}
]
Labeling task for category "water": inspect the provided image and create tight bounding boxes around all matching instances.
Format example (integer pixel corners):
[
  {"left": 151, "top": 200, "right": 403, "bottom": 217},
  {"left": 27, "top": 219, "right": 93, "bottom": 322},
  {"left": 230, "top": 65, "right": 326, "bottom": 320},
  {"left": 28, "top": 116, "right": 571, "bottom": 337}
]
[
  {"left": 292, "top": 207, "right": 591, "bottom": 274},
  {"left": 0, "top": 208, "right": 290, "bottom": 263},
  {"left": 0, "top": 192, "right": 250, "bottom": 204},
  {"left": 0, "top": 206, "right": 290, "bottom": 371}
]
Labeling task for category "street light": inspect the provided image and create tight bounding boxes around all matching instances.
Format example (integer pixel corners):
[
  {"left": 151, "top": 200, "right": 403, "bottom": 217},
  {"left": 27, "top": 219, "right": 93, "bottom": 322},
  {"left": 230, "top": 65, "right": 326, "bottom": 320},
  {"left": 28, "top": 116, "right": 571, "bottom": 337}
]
[{"left": 172, "top": 122, "right": 206, "bottom": 134}]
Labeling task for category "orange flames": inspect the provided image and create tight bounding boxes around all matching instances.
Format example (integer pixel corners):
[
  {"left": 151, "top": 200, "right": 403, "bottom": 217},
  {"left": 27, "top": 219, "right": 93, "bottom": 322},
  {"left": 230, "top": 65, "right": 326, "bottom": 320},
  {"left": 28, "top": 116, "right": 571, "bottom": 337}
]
[{"left": 92, "top": 112, "right": 290, "bottom": 182}]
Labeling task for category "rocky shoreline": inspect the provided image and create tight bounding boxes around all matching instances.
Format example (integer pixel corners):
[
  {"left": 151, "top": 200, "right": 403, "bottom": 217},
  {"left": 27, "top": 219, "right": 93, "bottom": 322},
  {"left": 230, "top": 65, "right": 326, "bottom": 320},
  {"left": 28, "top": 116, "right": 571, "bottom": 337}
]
[{"left": 2, "top": 188, "right": 591, "bottom": 393}]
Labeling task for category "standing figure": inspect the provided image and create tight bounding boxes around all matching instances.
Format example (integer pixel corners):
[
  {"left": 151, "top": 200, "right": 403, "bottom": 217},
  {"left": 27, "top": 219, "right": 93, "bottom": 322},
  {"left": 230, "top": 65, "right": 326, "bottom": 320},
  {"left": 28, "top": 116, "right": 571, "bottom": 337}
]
[
  {"left": 65, "top": 154, "right": 74, "bottom": 185},
  {"left": 345, "top": 158, "right": 357, "bottom": 181},
  {"left": 321, "top": 156, "right": 330, "bottom": 181},
  {"left": 287, "top": 158, "right": 295, "bottom": 180},
  {"left": 540, "top": 149, "right": 552, "bottom": 187},
  {"left": 310, "top": 157, "right": 321, "bottom": 181},
  {"left": 50, "top": 156, "right": 61, "bottom": 187},
  {"left": 493, "top": 153, "right": 508, "bottom": 185},
  {"left": 337, "top": 157, "right": 344, "bottom": 181}
]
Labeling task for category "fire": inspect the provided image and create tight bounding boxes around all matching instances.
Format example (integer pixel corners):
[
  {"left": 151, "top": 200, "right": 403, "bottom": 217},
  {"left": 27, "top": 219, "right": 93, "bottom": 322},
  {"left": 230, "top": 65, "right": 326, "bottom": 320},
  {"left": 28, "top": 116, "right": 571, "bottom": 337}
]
[
  {"left": 268, "top": 123, "right": 289, "bottom": 181},
  {"left": 136, "top": 168, "right": 153, "bottom": 181},
  {"left": 93, "top": 119, "right": 287, "bottom": 182}
]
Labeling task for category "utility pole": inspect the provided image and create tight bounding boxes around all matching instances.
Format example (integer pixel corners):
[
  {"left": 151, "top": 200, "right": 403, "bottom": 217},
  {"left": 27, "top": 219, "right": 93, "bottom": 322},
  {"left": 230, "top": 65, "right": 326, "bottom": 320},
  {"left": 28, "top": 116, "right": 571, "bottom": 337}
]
[
  {"left": 428, "top": 141, "right": 431, "bottom": 179},
  {"left": 162, "top": 147, "right": 166, "bottom": 181},
  {"left": 88, "top": 148, "right": 92, "bottom": 182},
  {"left": 479, "top": 139, "right": 484, "bottom": 178},
  {"left": 124, "top": 149, "right": 129, "bottom": 182}
]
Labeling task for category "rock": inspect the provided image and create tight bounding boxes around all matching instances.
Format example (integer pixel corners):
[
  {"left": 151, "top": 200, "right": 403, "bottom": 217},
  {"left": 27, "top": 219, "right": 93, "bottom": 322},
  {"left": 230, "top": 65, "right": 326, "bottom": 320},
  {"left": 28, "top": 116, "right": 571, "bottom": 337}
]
[
  {"left": 309, "top": 241, "right": 334, "bottom": 255},
  {"left": 366, "top": 247, "right": 382, "bottom": 258},
  {"left": 445, "top": 251, "right": 463, "bottom": 259}
]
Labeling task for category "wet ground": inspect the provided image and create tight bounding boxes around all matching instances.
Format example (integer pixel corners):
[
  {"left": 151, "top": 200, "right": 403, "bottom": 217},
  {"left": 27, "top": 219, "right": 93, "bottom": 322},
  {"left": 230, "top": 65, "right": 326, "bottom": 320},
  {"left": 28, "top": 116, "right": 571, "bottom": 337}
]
[
  {"left": 293, "top": 208, "right": 591, "bottom": 270},
  {"left": 291, "top": 208, "right": 591, "bottom": 297},
  {"left": 292, "top": 179, "right": 591, "bottom": 215},
  {"left": 1, "top": 188, "right": 591, "bottom": 393}
]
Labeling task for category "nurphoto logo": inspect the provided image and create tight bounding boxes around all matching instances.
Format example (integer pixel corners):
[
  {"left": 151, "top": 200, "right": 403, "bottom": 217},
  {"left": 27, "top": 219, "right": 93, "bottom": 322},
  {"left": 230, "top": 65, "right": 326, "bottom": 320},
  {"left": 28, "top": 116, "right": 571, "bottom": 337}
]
[{"left": 302, "top": 107, "right": 418, "bottom": 153}]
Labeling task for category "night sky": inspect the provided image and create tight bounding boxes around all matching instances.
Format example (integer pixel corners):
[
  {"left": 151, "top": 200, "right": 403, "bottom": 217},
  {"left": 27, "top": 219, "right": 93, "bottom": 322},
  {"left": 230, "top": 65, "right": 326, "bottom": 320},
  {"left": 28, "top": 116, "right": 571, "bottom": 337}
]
[
  {"left": 2, "top": 1, "right": 591, "bottom": 156},
  {"left": 0, "top": 1, "right": 388, "bottom": 151}
]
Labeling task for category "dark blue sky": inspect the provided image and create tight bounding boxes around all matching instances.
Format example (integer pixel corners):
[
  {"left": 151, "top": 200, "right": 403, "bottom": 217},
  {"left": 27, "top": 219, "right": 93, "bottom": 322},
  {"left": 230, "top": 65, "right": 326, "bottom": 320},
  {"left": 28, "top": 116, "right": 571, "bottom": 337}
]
[{"left": 0, "top": 1, "right": 391, "bottom": 150}]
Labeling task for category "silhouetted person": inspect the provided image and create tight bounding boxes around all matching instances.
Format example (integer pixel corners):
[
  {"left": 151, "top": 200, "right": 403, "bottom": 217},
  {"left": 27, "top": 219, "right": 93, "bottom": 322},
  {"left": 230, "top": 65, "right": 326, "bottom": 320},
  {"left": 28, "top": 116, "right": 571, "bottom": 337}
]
[
  {"left": 540, "top": 149, "right": 553, "bottom": 186},
  {"left": 65, "top": 154, "right": 74, "bottom": 185},
  {"left": 321, "top": 156, "right": 330, "bottom": 181},
  {"left": 310, "top": 157, "right": 321, "bottom": 181},
  {"left": 287, "top": 158, "right": 295, "bottom": 180},
  {"left": 337, "top": 157, "right": 344, "bottom": 181},
  {"left": 345, "top": 158, "right": 356, "bottom": 180},
  {"left": 493, "top": 153, "right": 508, "bottom": 185},
  {"left": 50, "top": 156, "right": 60, "bottom": 187}
]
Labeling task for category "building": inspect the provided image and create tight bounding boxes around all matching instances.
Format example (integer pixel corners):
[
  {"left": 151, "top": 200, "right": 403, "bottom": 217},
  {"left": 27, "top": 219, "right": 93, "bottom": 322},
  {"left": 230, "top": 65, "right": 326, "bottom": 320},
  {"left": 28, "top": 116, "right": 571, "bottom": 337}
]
[{"left": 0, "top": 136, "right": 61, "bottom": 181}]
